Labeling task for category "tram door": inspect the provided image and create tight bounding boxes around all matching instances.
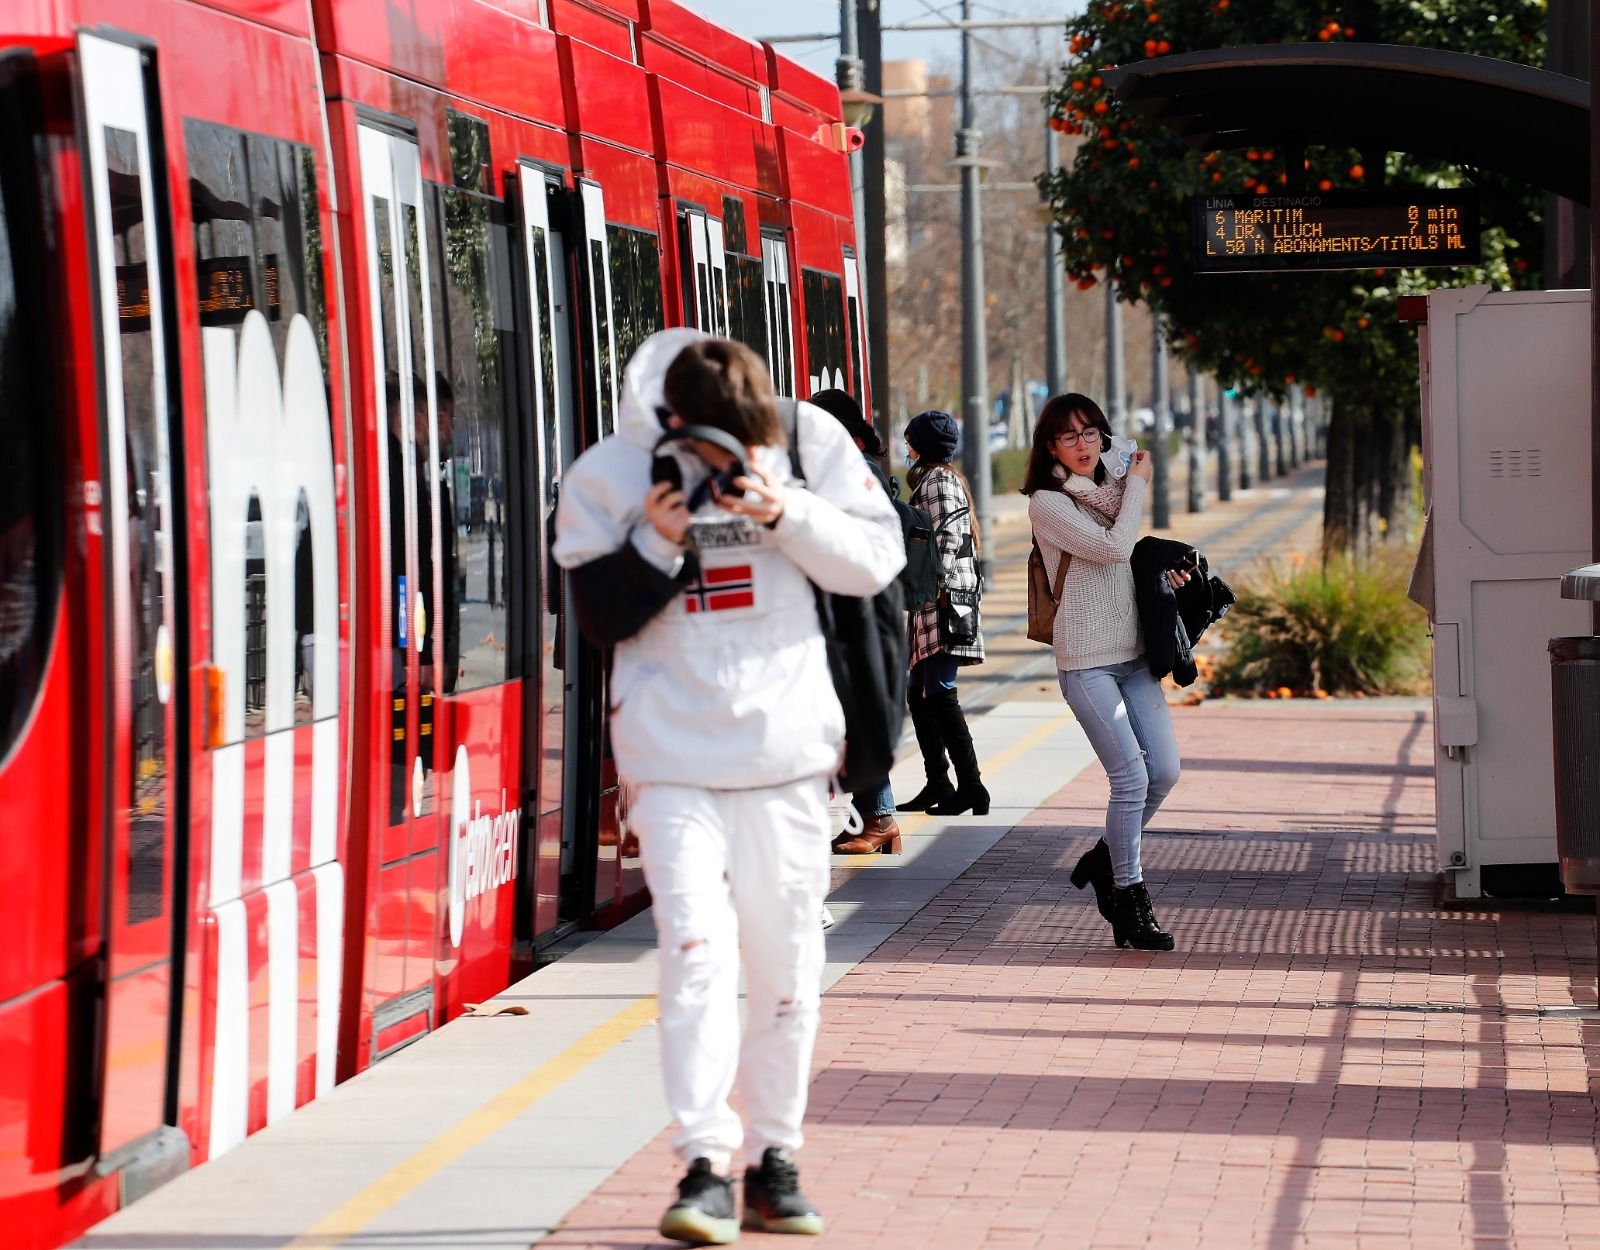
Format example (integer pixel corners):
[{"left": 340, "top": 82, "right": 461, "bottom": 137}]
[
  {"left": 761, "top": 232, "right": 795, "bottom": 397},
  {"left": 565, "top": 180, "right": 620, "bottom": 919},
  {"left": 514, "top": 163, "right": 572, "bottom": 940},
  {"left": 78, "top": 33, "right": 186, "bottom": 1159},
  {"left": 357, "top": 124, "right": 443, "bottom": 1046}
]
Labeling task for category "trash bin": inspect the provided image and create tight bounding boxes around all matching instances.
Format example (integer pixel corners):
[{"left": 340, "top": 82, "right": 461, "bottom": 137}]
[{"left": 1551, "top": 563, "right": 1600, "bottom": 896}]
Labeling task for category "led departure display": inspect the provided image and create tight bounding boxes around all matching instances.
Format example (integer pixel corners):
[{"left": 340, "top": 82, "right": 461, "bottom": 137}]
[{"left": 1191, "top": 190, "right": 1480, "bottom": 273}]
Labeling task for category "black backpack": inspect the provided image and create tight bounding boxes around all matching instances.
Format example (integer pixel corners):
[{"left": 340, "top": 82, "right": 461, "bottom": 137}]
[
  {"left": 781, "top": 401, "right": 908, "bottom": 794},
  {"left": 892, "top": 481, "right": 970, "bottom": 610}
]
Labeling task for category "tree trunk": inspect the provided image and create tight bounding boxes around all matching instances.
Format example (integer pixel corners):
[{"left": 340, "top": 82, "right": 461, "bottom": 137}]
[{"left": 1322, "top": 401, "right": 1355, "bottom": 560}]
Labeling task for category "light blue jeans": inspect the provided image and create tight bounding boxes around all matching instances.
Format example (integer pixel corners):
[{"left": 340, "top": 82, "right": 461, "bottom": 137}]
[
  {"left": 853, "top": 778, "right": 895, "bottom": 820},
  {"left": 1058, "top": 658, "right": 1181, "bottom": 888}
]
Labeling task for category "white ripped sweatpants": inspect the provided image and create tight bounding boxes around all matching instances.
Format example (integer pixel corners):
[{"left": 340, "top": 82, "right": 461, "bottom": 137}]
[{"left": 630, "top": 778, "right": 831, "bottom": 1173}]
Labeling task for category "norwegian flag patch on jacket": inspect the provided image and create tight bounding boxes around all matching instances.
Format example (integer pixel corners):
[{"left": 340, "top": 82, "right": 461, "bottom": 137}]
[{"left": 684, "top": 564, "right": 755, "bottom": 613}]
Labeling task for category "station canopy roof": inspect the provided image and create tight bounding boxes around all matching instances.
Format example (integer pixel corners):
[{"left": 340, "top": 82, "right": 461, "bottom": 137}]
[{"left": 1104, "top": 44, "right": 1589, "bottom": 204}]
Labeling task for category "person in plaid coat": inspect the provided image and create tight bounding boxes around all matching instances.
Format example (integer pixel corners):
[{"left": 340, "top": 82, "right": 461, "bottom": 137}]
[{"left": 898, "top": 410, "right": 989, "bottom": 817}]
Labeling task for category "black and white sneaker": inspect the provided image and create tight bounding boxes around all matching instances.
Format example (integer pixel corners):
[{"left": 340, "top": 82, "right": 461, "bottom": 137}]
[
  {"left": 742, "top": 1147, "right": 824, "bottom": 1236},
  {"left": 659, "top": 1158, "right": 739, "bottom": 1245}
]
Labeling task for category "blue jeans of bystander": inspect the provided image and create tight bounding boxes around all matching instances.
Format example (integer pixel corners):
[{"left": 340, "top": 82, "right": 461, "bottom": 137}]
[{"left": 853, "top": 778, "right": 895, "bottom": 821}]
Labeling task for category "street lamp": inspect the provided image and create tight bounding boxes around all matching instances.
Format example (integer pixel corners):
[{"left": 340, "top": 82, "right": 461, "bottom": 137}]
[
  {"left": 836, "top": 56, "right": 883, "bottom": 128},
  {"left": 946, "top": 138, "right": 1000, "bottom": 181}
]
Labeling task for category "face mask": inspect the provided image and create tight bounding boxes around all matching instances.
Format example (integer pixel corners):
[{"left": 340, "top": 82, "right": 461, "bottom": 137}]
[
  {"left": 904, "top": 451, "right": 916, "bottom": 469},
  {"left": 1100, "top": 435, "right": 1139, "bottom": 479}
]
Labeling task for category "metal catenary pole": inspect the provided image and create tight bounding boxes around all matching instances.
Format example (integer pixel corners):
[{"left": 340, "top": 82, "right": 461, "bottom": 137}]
[
  {"left": 1275, "top": 393, "right": 1289, "bottom": 477},
  {"left": 1236, "top": 393, "right": 1254, "bottom": 490},
  {"left": 839, "top": 1, "right": 871, "bottom": 380},
  {"left": 1150, "top": 318, "right": 1170, "bottom": 529},
  {"left": 1289, "top": 382, "right": 1305, "bottom": 468},
  {"left": 1187, "top": 365, "right": 1206, "bottom": 512},
  {"left": 1216, "top": 387, "right": 1234, "bottom": 503},
  {"left": 957, "top": 0, "right": 992, "bottom": 583},
  {"left": 860, "top": 0, "right": 890, "bottom": 441},
  {"left": 1105, "top": 283, "right": 1125, "bottom": 436},
  {"left": 1044, "top": 117, "right": 1067, "bottom": 398}
]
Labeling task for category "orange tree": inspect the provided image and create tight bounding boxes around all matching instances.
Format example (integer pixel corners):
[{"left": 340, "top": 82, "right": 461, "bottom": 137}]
[{"left": 1040, "top": 0, "right": 1546, "bottom": 554}]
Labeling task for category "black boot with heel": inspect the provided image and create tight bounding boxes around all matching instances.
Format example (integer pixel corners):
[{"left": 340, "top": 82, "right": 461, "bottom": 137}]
[
  {"left": 926, "top": 689, "right": 989, "bottom": 817},
  {"left": 1110, "top": 882, "right": 1174, "bottom": 951},
  {"left": 897, "top": 690, "right": 953, "bottom": 812},
  {"left": 1070, "top": 838, "right": 1115, "bottom": 923}
]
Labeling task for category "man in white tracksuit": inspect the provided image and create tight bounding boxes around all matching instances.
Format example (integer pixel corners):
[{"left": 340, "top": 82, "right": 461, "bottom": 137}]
[{"left": 553, "top": 329, "right": 903, "bottom": 1245}]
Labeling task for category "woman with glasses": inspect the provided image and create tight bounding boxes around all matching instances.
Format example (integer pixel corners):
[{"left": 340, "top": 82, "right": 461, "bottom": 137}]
[{"left": 1021, "top": 393, "right": 1187, "bottom": 951}]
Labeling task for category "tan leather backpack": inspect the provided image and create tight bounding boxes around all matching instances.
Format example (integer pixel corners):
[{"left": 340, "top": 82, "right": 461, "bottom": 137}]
[{"left": 1026, "top": 539, "right": 1071, "bottom": 645}]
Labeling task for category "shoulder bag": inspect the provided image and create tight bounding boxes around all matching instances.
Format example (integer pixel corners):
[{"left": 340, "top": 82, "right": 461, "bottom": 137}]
[{"left": 1026, "top": 539, "right": 1071, "bottom": 646}]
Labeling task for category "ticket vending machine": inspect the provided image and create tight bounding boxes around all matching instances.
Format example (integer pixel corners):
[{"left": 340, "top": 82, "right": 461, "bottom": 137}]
[{"left": 1414, "top": 285, "right": 1592, "bottom": 898}]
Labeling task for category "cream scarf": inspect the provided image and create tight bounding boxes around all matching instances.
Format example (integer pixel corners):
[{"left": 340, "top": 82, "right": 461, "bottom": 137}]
[{"left": 1051, "top": 463, "right": 1127, "bottom": 528}]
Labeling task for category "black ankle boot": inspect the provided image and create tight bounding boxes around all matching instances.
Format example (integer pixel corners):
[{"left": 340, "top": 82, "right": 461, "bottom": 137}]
[
  {"left": 1110, "top": 882, "right": 1174, "bottom": 951},
  {"left": 925, "top": 690, "right": 989, "bottom": 817},
  {"left": 1070, "top": 839, "right": 1115, "bottom": 923},
  {"left": 898, "top": 778, "right": 954, "bottom": 812},
  {"left": 898, "top": 693, "right": 952, "bottom": 812}
]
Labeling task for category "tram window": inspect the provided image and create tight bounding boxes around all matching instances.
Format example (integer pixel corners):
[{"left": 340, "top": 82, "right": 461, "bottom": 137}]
[
  {"left": 373, "top": 197, "right": 407, "bottom": 825},
  {"left": 675, "top": 214, "right": 699, "bottom": 328},
  {"left": 186, "top": 121, "right": 332, "bottom": 738},
  {"left": 431, "top": 181, "right": 512, "bottom": 693},
  {"left": 589, "top": 238, "right": 613, "bottom": 430},
  {"left": 607, "top": 225, "right": 662, "bottom": 374},
  {"left": 763, "top": 278, "right": 780, "bottom": 386},
  {"left": 187, "top": 123, "right": 326, "bottom": 361},
  {"left": 530, "top": 223, "right": 558, "bottom": 487},
  {"left": 801, "top": 269, "right": 847, "bottom": 394},
  {"left": 725, "top": 254, "right": 767, "bottom": 361},
  {"left": 777, "top": 293, "right": 793, "bottom": 397},
  {"left": 446, "top": 110, "right": 491, "bottom": 195},
  {"left": 106, "top": 124, "right": 169, "bottom": 920},
  {"left": 710, "top": 265, "right": 727, "bottom": 337},
  {"left": 401, "top": 202, "right": 438, "bottom": 795},
  {"left": 0, "top": 85, "right": 61, "bottom": 765},
  {"left": 243, "top": 492, "right": 266, "bottom": 731},
  {"left": 722, "top": 197, "right": 748, "bottom": 255},
  {"left": 847, "top": 292, "right": 862, "bottom": 396}
]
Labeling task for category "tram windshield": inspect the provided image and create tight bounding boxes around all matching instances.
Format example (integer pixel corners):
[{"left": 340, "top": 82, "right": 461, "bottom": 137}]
[{"left": 0, "top": 55, "right": 60, "bottom": 763}]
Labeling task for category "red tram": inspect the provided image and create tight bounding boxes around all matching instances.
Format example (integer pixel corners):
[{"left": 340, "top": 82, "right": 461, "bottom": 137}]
[{"left": 0, "top": 0, "right": 868, "bottom": 1243}]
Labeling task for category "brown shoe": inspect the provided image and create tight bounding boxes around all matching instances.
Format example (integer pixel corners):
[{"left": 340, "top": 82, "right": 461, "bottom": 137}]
[{"left": 832, "top": 815, "right": 903, "bottom": 855}]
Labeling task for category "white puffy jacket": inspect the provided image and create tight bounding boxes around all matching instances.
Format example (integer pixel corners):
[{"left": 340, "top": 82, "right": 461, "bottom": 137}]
[{"left": 552, "top": 328, "right": 905, "bottom": 790}]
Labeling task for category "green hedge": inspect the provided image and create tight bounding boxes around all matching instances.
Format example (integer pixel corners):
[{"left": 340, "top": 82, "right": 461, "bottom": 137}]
[
  {"left": 1210, "top": 553, "right": 1430, "bottom": 697},
  {"left": 991, "top": 448, "right": 1030, "bottom": 496}
]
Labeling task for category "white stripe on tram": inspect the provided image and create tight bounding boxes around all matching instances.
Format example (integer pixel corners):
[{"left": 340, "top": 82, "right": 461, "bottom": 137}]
[
  {"left": 313, "top": 860, "right": 345, "bottom": 1096},
  {"left": 210, "top": 742, "right": 245, "bottom": 906},
  {"left": 209, "top": 897, "right": 250, "bottom": 1157},
  {"left": 265, "top": 877, "right": 299, "bottom": 1124}
]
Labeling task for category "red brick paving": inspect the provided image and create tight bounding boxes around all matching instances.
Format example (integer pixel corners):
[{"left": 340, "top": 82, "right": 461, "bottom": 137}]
[{"left": 542, "top": 701, "right": 1600, "bottom": 1249}]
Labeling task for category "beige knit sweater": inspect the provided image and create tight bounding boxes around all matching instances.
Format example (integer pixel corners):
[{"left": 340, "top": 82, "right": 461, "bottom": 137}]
[{"left": 1027, "top": 473, "right": 1147, "bottom": 672}]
